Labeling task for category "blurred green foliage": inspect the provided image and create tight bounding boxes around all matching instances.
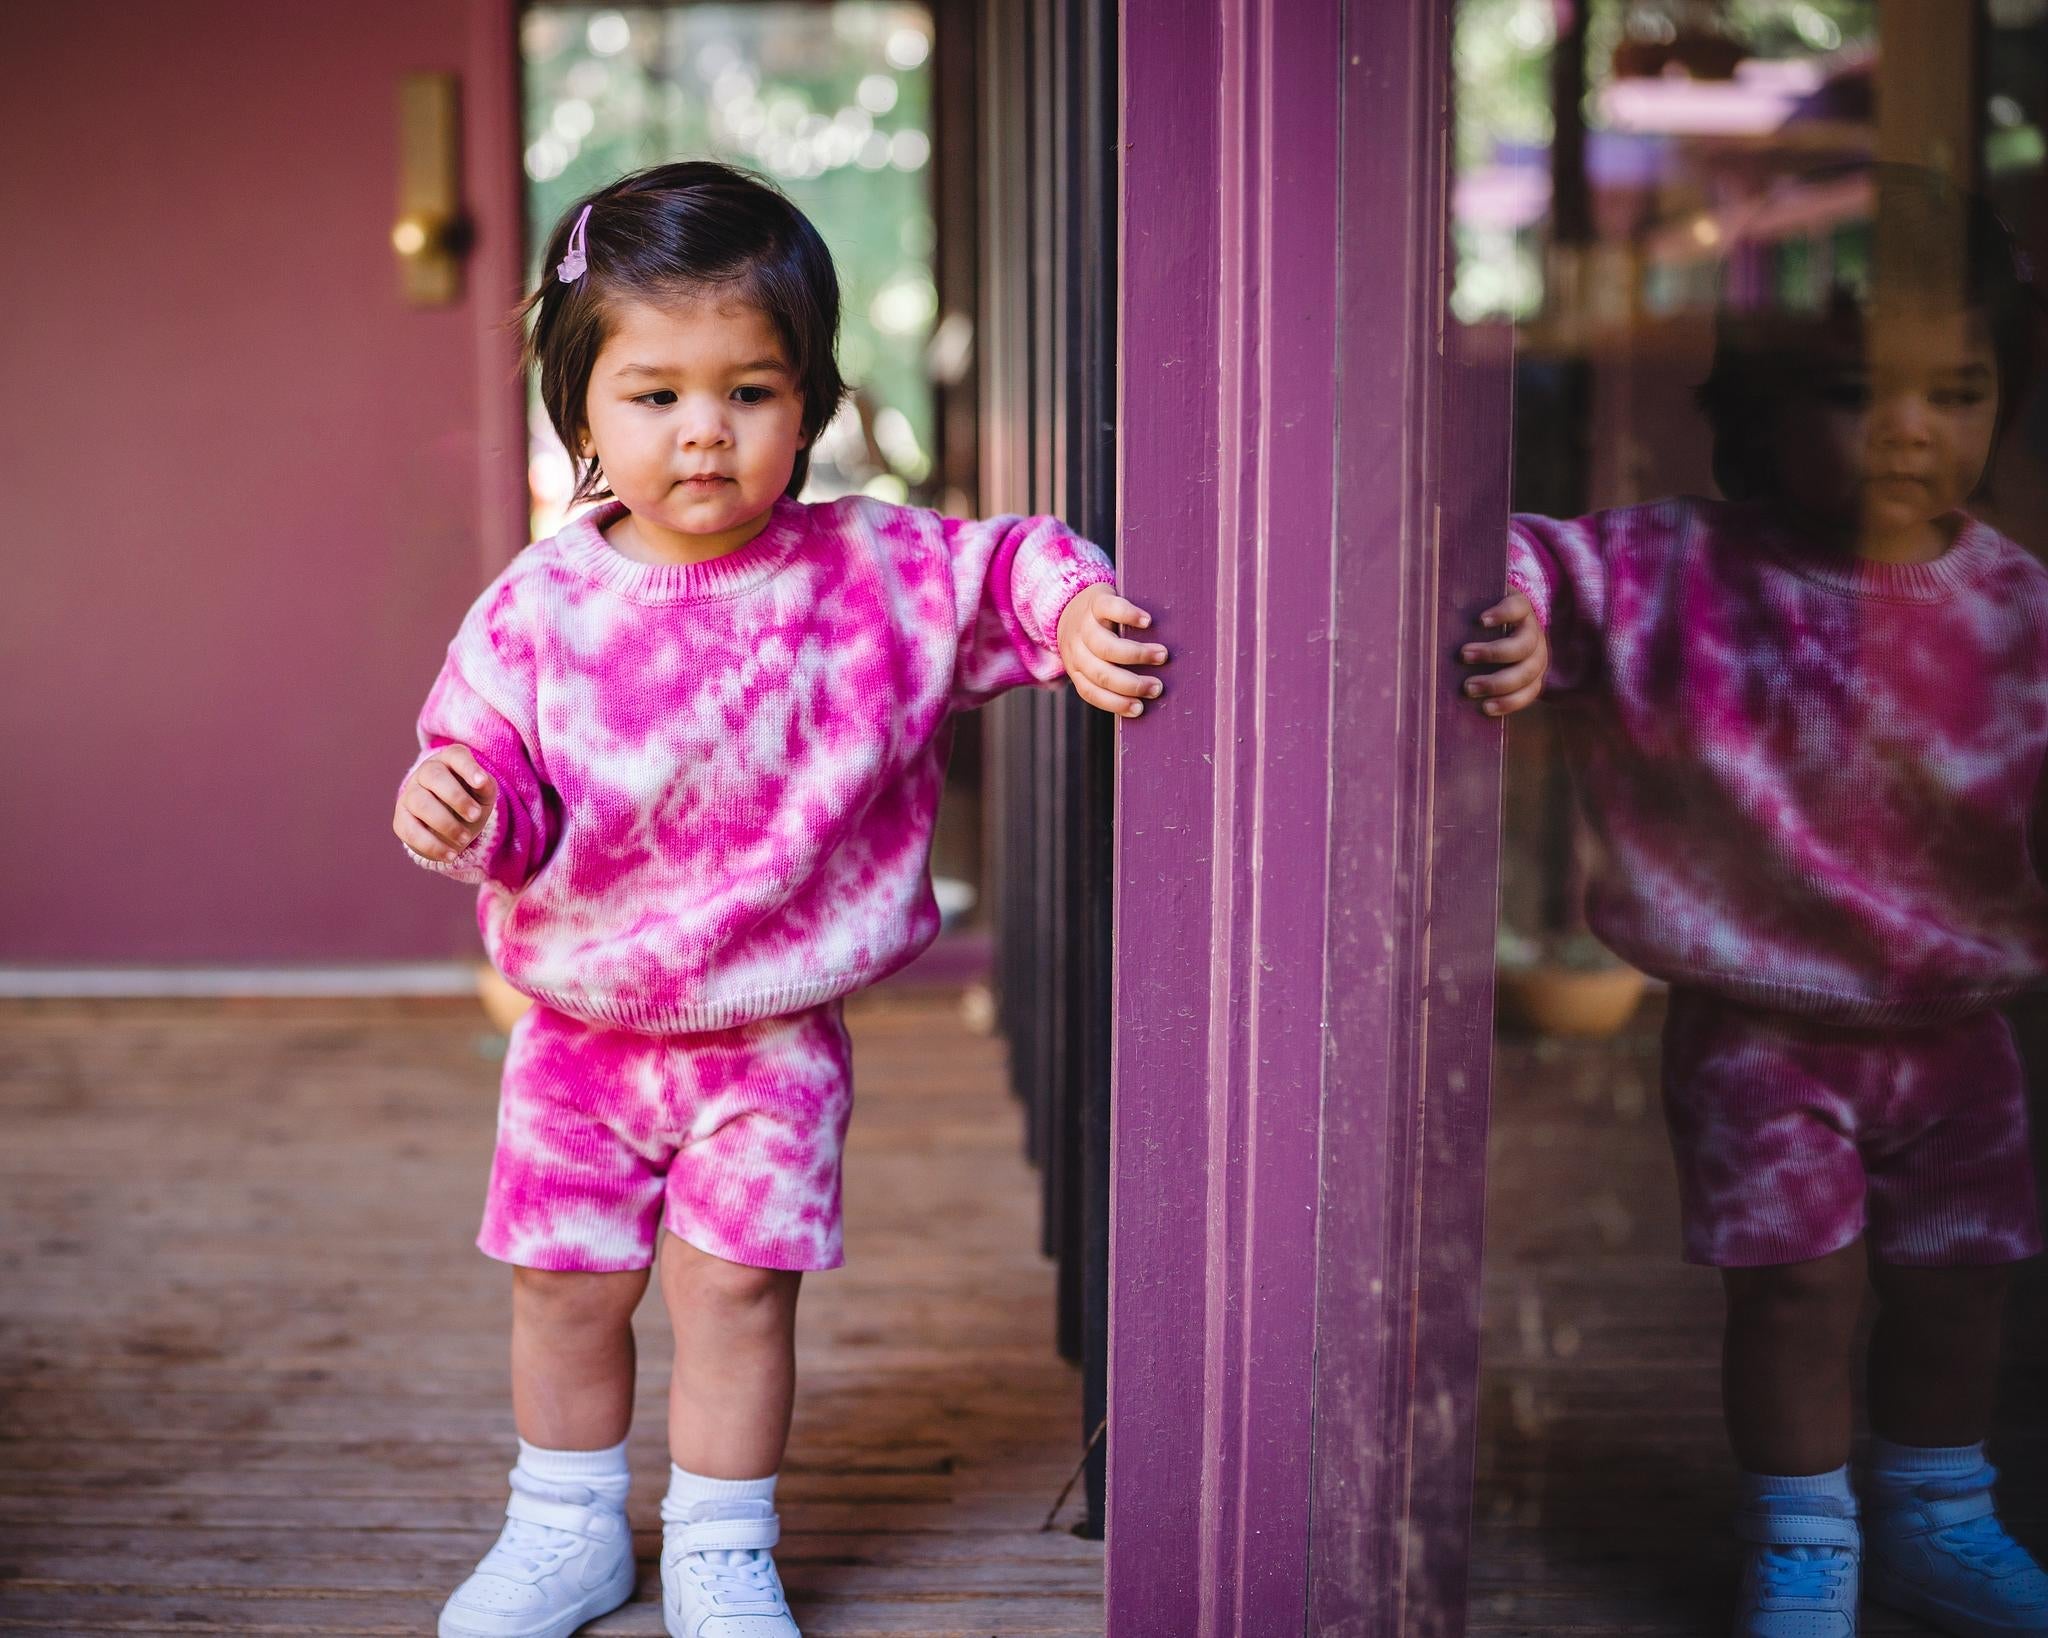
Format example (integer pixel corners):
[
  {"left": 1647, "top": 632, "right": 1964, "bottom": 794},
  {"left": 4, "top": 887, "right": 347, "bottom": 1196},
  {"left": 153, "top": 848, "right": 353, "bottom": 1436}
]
[
  {"left": 1452, "top": 0, "right": 1877, "bottom": 320},
  {"left": 1457, "top": 0, "right": 1875, "bottom": 173}
]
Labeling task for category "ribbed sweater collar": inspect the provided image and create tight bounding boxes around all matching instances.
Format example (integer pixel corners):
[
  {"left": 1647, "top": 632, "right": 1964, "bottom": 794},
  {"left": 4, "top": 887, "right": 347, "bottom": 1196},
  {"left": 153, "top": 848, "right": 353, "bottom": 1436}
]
[
  {"left": 1747, "top": 505, "right": 2002, "bottom": 604},
  {"left": 557, "top": 497, "right": 809, "bottom": 603}
]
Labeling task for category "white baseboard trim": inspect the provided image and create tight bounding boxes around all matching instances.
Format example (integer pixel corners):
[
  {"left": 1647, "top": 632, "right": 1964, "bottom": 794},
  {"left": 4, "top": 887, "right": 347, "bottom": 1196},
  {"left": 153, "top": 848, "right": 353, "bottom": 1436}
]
[{"left": 0, "top": 964, "right": 479, "bottom": 999}]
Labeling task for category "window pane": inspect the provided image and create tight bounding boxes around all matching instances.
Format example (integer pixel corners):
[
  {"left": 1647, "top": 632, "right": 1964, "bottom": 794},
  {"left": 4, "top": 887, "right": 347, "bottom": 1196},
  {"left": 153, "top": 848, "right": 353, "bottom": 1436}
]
[{"left": 1465, "top": 1, "right": 2048, "bottom": 1625}]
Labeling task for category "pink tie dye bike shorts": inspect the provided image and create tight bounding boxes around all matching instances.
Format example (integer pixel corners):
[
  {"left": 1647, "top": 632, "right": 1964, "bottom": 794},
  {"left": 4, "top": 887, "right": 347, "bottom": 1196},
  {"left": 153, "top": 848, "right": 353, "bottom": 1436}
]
[
  {"left": 477, "top": 1000, "right": 854, "bottom": 1274},
  {"left": 1660, "top": 989, "right": 2041, "bottom": 1270}
]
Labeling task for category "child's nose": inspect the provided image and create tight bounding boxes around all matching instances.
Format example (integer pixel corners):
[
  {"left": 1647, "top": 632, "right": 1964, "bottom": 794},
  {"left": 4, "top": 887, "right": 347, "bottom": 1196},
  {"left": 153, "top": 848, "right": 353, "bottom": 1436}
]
[
  {"left": 1872, "top": 393, "right": 1934, "bottom": 446},
  {"left": 676, "top": 402, "right": 731, "bottom": 449}
]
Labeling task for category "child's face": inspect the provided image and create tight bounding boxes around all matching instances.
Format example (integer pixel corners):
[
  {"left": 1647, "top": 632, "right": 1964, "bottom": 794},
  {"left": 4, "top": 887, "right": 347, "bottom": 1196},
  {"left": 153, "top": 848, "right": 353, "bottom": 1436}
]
[
  {"left": 1770, "top": 307, "right": 1999, "bottom": 551},
  {"left": 582, "top": 294, "right": 809, "bottom": 541}
]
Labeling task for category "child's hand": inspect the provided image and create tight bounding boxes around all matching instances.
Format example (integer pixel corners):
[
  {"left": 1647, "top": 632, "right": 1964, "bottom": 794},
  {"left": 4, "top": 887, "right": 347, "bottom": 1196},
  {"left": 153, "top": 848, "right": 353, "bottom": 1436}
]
[
  {"left": 1460, "top": 591, "right": 1547, "bottom": 717},
  {"left": 1058, "top": 585, "right": 1169, "bottom": 718},
  {"left": 395, "top": 746, "right": 497, "bottom": 861}
]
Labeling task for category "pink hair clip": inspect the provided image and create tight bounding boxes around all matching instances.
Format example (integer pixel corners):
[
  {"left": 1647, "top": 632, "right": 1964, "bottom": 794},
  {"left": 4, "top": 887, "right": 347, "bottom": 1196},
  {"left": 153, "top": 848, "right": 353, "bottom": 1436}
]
[{"left": 556, "top": 204, "right": 592, "bottom": 283}]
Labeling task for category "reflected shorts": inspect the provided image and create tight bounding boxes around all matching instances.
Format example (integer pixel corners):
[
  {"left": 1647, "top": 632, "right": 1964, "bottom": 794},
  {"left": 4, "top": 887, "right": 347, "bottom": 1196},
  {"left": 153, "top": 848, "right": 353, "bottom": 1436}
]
[
  {"left": 1659, "top": 990, "right": 2040, "bottom": 1270},
  {"left": 478, "top": 1000, "right": 854, "bottom": 1274}
]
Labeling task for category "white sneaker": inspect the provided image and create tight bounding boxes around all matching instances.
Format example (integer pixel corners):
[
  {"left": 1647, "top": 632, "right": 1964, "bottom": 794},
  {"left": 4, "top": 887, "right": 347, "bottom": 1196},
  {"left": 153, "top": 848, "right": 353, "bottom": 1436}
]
[
  {"left": 660, "top": 1499, "right": 800, "bottom": 1638},
  {"left": 439, "top": 1479, "right": 638, "bottom": 1638},
  {"left": 1867, "top": 1462, "right": 2048, "bottom": 1637},
  {"left": 1730, "top": 1494, "right": 1860, "bottom": 1638}
]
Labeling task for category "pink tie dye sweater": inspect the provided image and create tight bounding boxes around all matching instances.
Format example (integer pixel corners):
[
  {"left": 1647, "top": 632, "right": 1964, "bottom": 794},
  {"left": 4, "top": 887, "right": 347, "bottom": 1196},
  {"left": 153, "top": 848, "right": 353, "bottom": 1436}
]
[
  {"left": 406, "top": 494, "right": 1114, "bottom": 1033},
  {"left": 1508, "top": 497, "right": 2048, "bottom": 1024}
]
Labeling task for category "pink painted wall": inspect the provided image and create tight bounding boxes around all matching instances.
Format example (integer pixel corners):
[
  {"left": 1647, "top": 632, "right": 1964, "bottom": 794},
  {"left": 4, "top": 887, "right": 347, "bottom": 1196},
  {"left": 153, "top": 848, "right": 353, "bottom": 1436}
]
[{"left": 0, "top": 1, "right": 528, "bottom": 962}]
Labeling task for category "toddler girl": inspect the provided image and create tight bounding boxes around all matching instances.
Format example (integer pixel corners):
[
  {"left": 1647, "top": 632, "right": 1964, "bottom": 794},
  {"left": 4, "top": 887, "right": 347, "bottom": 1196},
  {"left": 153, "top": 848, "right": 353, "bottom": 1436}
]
[
  {"left": 1462, "top": 167, "right": 2048, "bottom": 1638},
  {"left": 394, "top": 161, "right": 1164, "bottom": 1638}
]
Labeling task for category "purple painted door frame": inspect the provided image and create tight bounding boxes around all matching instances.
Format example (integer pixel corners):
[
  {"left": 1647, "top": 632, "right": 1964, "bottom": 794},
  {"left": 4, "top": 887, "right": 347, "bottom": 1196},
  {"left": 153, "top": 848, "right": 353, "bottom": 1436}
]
[{"left": 1108, "top": 0, "right": 1511, "bottom": 1631}]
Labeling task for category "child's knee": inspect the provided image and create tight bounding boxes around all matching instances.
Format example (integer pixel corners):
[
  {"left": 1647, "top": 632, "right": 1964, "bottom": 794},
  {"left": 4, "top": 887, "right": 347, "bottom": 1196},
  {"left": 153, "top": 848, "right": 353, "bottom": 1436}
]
[
  {"left": 1724, "top": 1248, "right": 1865, "bottom": 1328},
  {"left": 662, "top": 1241, "right": 799, "bottom": 1322},
  {"left": 512, "top": 1265, "right": 649, "bottom": 1332},
  {"left": 1872, "top": 1260, "right": 2013, "bottom": 1326}
]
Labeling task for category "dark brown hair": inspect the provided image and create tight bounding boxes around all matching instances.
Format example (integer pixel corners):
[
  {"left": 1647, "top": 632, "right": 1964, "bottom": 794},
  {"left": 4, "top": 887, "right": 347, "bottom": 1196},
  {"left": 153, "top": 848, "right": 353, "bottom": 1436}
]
[
  {"left": 1696, "top": 163, "right": 2044, "bottom": 503},
  {"left": 521, "top": 160, "right": 846, "bottom": 503}
]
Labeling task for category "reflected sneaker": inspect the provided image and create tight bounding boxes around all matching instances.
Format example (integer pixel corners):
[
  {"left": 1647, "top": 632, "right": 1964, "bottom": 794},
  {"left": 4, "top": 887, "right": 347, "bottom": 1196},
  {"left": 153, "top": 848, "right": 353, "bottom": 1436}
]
[
  {"left": 1867, "top": 1461, "right": 2048, "bottom": 1636},
  {"left": 438, "top": 1477, "right": 638, "bottom": 1638},
  {"left": 1730, "top": 1493, "right": 1860, "bottom": 1638},
  {"left": 660, "top": 1498, "right": 799, "bottom": 1638}
]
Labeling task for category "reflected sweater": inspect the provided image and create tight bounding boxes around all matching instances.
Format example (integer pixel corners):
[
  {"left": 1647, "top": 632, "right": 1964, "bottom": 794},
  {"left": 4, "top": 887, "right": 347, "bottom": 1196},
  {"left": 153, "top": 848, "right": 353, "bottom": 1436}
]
[
  {"left": 1507, "top": 497, "right": 2048, "bottom": 1024},
  {"left": 406, "top": 494, "right": 1115, "bottom": 1034}
]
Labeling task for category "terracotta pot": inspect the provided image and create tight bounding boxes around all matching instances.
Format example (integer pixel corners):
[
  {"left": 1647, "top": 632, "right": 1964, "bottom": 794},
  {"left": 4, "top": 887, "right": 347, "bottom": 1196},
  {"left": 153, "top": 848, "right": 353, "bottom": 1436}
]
[
  {"left": 1498, "top": 962, "right": 1647, "bottom": 1039},
  {"left": 475, "top": 964, "right": 535, "bottom": 1033}
]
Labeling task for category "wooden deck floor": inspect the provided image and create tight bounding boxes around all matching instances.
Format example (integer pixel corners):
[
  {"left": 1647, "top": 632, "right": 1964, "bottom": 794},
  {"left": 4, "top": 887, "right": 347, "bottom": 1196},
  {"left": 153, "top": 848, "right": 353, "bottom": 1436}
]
[
  {"left": 1471, "top": 997, "right": 2048, "bottom": 1636},
  {"left": 0, "top": 989, "right": 1103, "bottom": 1636}
]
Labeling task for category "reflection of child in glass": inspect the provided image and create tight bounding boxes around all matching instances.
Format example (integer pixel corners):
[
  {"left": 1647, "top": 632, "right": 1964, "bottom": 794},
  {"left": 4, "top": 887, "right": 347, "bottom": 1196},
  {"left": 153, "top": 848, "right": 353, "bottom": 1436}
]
[
  {"left": 1464, "top": 168, "right": 2048, "bottom": 1638},
  {"left": 394, "top": 163, "right": 1165, "bottom": 1638}
]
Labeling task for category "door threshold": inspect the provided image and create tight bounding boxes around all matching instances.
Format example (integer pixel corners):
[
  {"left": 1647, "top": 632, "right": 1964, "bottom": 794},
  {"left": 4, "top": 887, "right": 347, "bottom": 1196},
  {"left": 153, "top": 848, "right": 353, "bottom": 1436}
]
[{"left": 0, "top": 964, "right": 479, "bottom": 999}]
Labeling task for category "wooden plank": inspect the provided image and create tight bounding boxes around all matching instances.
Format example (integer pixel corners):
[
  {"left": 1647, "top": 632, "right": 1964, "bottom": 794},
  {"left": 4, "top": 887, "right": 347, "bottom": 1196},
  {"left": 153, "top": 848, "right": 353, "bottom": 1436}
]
[
  {"left": 0, "top": 995, "right": 1102, "bottom": 1634},
  {"left": 0, "top": 1588, "right": 1104, "bottom": 1638}
]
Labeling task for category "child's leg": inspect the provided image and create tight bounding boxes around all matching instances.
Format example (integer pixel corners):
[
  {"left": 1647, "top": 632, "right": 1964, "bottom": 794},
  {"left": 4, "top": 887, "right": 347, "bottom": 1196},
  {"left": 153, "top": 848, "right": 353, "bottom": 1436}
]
[
  {"left": 439, "top": 1265, "right": 648, "bottom": 1638},
  {"left": 443, "top": 1004, "right": 672, "bottom": 1638},
  {"left": 510, "top": 1265, "right": 651, "bottom": 1449},
  {"left": 1853, "top": 1005, "right": 2046, "bottom": 1634},
  {"left": 1720, "top": 1241, "right": 1868, "bottom": 1475},
  {"left": 650, "top": 1003, "right": 851, "bottom": 1636},
  {"left": 1867, "top": 1261, "right": 2011, "bottom": 1448},
  {"left": 1713, "top": 1246, "right": 1869, "bottom": 1638},
  {"left": 1861, "top": 1265, "right": 2046, "bottom": 1638},
  {"left": 659, "top": 1235, "right": 802, "bottom": 1476},
  {"left": 657, "top": 1236, "right": 805, "bottom": 1637},
  {"left": 1658, "top": 996, "right": 1880, "bottom": 1635}
]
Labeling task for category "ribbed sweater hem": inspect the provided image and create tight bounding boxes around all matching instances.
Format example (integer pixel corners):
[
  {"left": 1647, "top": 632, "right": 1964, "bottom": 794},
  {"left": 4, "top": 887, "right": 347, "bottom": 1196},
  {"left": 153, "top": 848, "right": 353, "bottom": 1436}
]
[
  {"left": 514, "top": 968, "right": 882, "bottom": 1037},
  {"left": 1619, "top": 951, "right": 2031, "bottom": 1027}
]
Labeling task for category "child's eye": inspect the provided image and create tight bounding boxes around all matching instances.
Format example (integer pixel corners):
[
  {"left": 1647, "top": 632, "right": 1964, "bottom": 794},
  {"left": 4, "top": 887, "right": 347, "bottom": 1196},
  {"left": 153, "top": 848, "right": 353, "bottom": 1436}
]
[
  {"left": 732, "top": 385, "right": 775, "bottom": 406},
  {"left": 634, "top": 390, "right": 677, "bottom": 408},
  {"left": 1932, "top": 389, "right": 1989, "bottom": 410}
]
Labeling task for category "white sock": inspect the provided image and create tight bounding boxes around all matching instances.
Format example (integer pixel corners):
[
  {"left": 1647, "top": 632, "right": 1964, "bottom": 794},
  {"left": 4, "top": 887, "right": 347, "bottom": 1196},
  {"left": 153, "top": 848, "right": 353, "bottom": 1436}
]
[
  {"left": 661, "top": 1463, "right": 776, "bottom": 1519},
  {"left": 1738, "top": 1463, "right": 1855, "bottom": 1504},
  {"left": 1735, "top": 1465, "right": 1855, "bottom": 1563},
  {"left": 1867, "top": 1436, "right": 1985, "bottom": 1483},
  {"left": 513, "top": 1436, "right": 631, "bottom": 1510},
  {"left": 662, "top": 1464, "right": 777, "bottom": 1564}
]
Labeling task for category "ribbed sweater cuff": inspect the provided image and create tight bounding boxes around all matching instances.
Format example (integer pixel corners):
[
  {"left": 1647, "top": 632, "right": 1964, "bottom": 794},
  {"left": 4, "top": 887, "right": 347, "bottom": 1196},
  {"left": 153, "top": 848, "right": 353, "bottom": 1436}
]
[
  {"left": 398, "top": 748, "right": 506, "bottom": 883},
  {"left": 1017, "top": 548, "right": 1117, "bottom": 659}
]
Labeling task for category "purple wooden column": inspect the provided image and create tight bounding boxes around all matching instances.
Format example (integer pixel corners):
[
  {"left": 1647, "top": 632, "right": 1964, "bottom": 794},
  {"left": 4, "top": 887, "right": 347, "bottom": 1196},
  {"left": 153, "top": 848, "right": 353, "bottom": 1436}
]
[{"left": 1108, "top": 0, "right": 1509, "bottom": 1632}]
